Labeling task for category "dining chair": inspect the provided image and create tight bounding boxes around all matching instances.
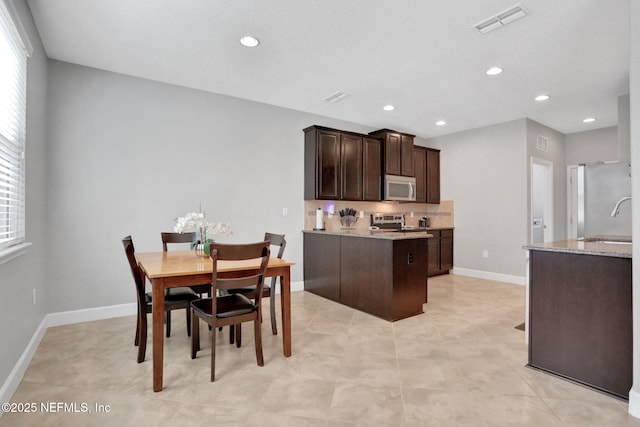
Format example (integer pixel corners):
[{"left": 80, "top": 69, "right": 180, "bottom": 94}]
[
  {"left": 161, "top": 232, "right": 212, "bottom": 297},
  {"left": 122, "top": 236, "right": 199, "bottom": 363},
  {"left": 190, "top": 241, "right": 270, "bottom": 382},
  {"left": 227, "top": 232, "right": 286, "bottom": 337}
]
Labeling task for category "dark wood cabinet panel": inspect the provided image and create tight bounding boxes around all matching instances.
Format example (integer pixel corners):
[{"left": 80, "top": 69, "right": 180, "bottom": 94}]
[
  {"left": 426, "top": 148, "right": 440, "bottom": 204},
  {"left": 305, "top": 125, "right": 382, "bottom": 201},
  {"left": 369, "top": 129, "right": 415, "bottom": 177},
  {"left": 529, "top": 250, "right": 632, "bottom": 400},
  {"left": 401, "top": 134, "right": 415, "bottom": 177},
  {"left": 440, "top": 232, "right": 453, "bottom": 271},
  {"left": 413, "top": 147, "right": 427, "bottom": 203},
  {"left": 363, "top": 137, "right": 382, "bottom": 201},
  {"left": 340, "top": 133, "right": 363, "bottom": 200},
  {"left": 304, "top": 233, "right": 427, "bottom": 321},
  {"left": 303, "top": 233, "right": 341, "bottom": 301},
  {"left": 427, "top": 228, "right": 453, "bottom": 277}
]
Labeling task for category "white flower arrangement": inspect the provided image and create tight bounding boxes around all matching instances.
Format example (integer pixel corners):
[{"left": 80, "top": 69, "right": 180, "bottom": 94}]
[{"left": 173, "top": 211, "right": 232, "bottom": 255}]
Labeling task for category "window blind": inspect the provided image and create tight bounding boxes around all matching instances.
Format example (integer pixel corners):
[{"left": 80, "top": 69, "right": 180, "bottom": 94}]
[{"left": 0, "top": 0, "right": 28, "bottom": 250}]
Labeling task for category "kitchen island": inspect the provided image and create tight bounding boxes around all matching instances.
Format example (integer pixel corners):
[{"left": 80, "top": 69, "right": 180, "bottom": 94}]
[
  {"left": 303, "top": 229, "right": 431, "bottom": 321},
  {"left": 523, "top": 237, "right": 632, "bottom": 400}
]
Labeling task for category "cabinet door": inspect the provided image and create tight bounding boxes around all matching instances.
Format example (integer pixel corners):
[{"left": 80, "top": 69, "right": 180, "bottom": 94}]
[
  {"left": 316, "top": 130, "right": 341, "bottom": 199},
  {"left": 440, "top": 229, "right": 453, "bottom": 271},
  {"left": 427, "top": 231, "right": 440, "bottom": 275},
  {"left": 401, "top": 134, "right": 415, "bottom": 176},
  {"left": 384, "top": 132, "right": 402, "bottom": 176},
  {"left": 340, "top": 134, "right": 363, "bottom": 200},
  {"left": 413, "top": 147, "right": 426, "bottom": 203},
  {"left": 363, "top": 137, "right": 382, "bottom": 201},
  {"left": 426, "top": 148, "right": 440, "bottom": 203}
]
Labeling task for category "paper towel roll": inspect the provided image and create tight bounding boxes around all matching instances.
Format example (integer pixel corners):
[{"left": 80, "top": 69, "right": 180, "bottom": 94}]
[{"left": 315, "top": 208, "right": 324, "bottom": 229}]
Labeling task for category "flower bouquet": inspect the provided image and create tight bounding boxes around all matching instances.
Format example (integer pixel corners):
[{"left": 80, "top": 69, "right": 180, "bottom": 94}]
[{"left": 174, "top": 211, "right": 232, "bottom": 257}]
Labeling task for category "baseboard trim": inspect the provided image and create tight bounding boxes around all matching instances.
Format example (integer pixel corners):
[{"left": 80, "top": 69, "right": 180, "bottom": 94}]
[
  {"left": 451, "top": 267, "right": 526, "bottom": 286},
  {"left": 628, "top": 387, "right": 640, "bottom": 418},
  {"left": 0, "top": 316, "right": 47, "bottom": 411},
  {"left": 0, "top": 281, "right": 305, "bottom": 414}
]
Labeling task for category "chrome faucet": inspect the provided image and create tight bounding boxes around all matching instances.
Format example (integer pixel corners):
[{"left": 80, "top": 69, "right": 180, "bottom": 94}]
[{"left": 610, "top": 196, "right": 632, "bottom": 217}]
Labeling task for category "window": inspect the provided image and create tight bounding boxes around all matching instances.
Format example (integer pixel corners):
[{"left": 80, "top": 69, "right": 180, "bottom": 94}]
[{"left": 0, "top": 0, "right": 29, "bottom": 252}]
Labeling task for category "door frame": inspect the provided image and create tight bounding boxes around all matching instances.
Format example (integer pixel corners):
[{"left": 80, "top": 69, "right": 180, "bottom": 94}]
[{"left": 530, "top": 157, "right": 554, "bottom": 243}]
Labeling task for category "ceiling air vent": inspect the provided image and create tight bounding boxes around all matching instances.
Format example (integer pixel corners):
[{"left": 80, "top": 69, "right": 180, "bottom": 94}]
[
  {"left": 536, "top": 135, "right": 549, "bottom": 152},
  {"left": 473, "top": 3, "right": 529, "bottom": 34},
  {"left": 323, "top": 91, "right": 350, "bottom": 103}
]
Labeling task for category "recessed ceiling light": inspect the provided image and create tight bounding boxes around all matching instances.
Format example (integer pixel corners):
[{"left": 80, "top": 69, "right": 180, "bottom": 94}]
[
  {"left": 486, "top": 66, "right": 503, "bottom": 76},
  {"left": 435, "top": 120, "right": 446, "bottom": 126},
  {"left": 240, "top": 36, "right": 260, "bottom": 47},
  {"left": 535, "top": 94, "right": 550, "bottom": 102},
  {"left": 383, "top": 105, "right": 395, "bottom": 111},
  {"left": 583, "top": 117, "right": 596, "bottom": 123}
]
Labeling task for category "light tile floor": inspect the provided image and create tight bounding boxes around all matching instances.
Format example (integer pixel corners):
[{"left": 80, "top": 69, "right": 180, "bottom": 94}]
[{"left": 2, "top": 274, "right": 640, "bottom": 426}]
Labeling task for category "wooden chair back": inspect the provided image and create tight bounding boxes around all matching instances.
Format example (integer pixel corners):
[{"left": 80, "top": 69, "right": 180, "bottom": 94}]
[
  {"left": 122, "top": 236, "right": 146, "bottom": 308},
  {"left": 264, "top": 232, "right": 286, "bottom": 259},
  {"left": 210, "top": 242, "right": 270, "bottom": 307},
  {"left": 161, "top": 231, "right": 196, "bottom": 251}
]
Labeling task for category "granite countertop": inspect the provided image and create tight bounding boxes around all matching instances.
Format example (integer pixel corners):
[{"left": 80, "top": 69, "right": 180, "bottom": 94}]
[
  {"left": 302, "top": 229, "right": 433, "bottom": 240},
  {"left": 523, "top": 235, "right": 632, "bottom": 258}
]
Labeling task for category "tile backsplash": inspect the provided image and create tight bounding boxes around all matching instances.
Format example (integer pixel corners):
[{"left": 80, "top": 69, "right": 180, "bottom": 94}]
[{"left": 304, "top": 200, "right": 454, "bottom": 232}]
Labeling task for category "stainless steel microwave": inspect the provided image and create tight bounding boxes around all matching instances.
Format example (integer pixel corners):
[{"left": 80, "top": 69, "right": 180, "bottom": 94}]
[{"left": 384, "top": 175, "right": 416, "bottom": 201}]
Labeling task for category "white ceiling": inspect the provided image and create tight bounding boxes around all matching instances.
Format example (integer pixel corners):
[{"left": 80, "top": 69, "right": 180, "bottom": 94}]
[{"left": 26, "top": 0, "right": 629, "bottom": 139}]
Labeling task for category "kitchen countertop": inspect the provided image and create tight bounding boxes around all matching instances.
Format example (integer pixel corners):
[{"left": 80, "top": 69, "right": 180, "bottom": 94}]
[
  {"left": 523, "top": 236, "right": 632, "bottom": 258},
  {"left": 302, "top": 229, "right": 433, "bottom": 240}
]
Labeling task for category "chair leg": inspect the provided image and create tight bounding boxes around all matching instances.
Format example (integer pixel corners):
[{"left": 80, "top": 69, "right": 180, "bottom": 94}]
[
  {"left": 186, "top": 308, "right": 192, "bottom": 337},
  {"left": 229, "top": 325, "right": 235, "bottom": 344},
  {"left": 166, "top": 311, "right": 171, "bottom": 338},
  {"left": 235, "top": 323, "right": 242, "bottom": 348},
  {"left": 270, "top": 283, "right": 278, "bottom": 335},
  {"left": 134, "top": 312, "right": 141, "bottom": 346},
  {"left": 137, "top": 312, "right": 147, "bottom": 363},
  {"left": 191, "top": 310, "right": 199, "bottom": 359},
  {"left": 210, "top": 323, "right": 216, "bottom": 382},
  {"left": 254, "top": 317, "right": 264, "bottom": 366}
]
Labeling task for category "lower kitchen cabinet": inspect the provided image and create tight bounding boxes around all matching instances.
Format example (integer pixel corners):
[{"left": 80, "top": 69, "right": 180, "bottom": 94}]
[
  {"left": 427, "top": 228, "right": 454, "bottom": 277},
  {"left": 303, "top": 232, "right": 427, "bottom": 321}
]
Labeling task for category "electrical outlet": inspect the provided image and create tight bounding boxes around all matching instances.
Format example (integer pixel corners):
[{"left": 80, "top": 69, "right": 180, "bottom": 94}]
[
  {"left": 482, "top": 250, "right": 489, "bottom": 258},
  {"left": 32, "top": 289, "right": 36, "bottom": 305},
  {"left": 282, "top": 207, "right": 288, "bottom": 216},
  {"left": 359, "top": 210, "right": 364, "bottom": 218}
]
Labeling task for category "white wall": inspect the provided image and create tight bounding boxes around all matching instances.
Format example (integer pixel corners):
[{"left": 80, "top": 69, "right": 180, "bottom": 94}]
[
  {"left": 44, "top": 60, "right": 383, "bottom": 313},
  {"left": 565, "top": 126, "right": 619, "bottom": 165},
  {"left": 0, "top": 0, "right": 48, "bottom": 394},
  {"left": 426, "top": 119, "right": 528, "bottom": 279}
]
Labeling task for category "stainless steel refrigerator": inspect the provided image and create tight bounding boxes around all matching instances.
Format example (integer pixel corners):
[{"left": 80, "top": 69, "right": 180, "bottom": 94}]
[{"left": 577, "top": 161, "right": 632, "bottom": 238}]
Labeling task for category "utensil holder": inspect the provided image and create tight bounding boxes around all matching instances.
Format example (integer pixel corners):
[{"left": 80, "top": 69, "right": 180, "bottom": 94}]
[{"left": 340, "top": 215, "right": 357, "bottom": 229}]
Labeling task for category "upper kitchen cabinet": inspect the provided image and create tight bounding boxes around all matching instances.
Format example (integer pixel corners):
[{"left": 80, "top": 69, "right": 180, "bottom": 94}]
[
  {"left": 362, "top": 137, "right": 382, "bottom": 200},
  {"left": 413, "top": 146, "right": 441, "bottom": 204},
  {"left": 369, "top": 129, "right": 415, "bottom": 177},
  {"left": 426, "top": 148, "right": 440, "bottom": 204},
  {"left": 304, "top": 125, "right": 381, "bottom": 200}
]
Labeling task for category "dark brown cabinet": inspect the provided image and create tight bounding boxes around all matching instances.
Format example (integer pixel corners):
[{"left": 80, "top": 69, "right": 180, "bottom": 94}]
[
  {"left": 369, "top": 129, "right": 415, "bottom": 177},
  {"left": 528, "top": 250, "right": 632, "bottom": 400},
  {"left": 426, "top": 148, "right": 440, "bottom": 203},
  {"left": 414, "top": 146, "right": 441, "bottom": 204},
  {"left": 427, "top": 228, "right": 453, "bottom": 276},
  {"left": 362, "top": 137, "right": 382, "bottom": 200},
  {"left": 304, "top": 232, "right": 427, "bottom": 321},
  {"left": 340, "top": 133, "right": 363, "bottom": 200},
  {"left": 413, "top": 147, "right": 427, "bottom": 203},
  {"left": 305, "top": 125, "right": 380, "bottom": 200}
]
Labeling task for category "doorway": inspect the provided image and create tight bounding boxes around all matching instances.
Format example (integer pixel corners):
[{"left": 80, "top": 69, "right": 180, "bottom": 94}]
[{"left": 530, "top": 158, "right": 553, "bottom": 244}]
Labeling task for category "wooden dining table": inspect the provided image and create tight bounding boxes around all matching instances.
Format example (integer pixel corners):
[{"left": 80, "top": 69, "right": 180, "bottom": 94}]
[{"left": 136, "top": 250, "right": 294, "bottom": 392}]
